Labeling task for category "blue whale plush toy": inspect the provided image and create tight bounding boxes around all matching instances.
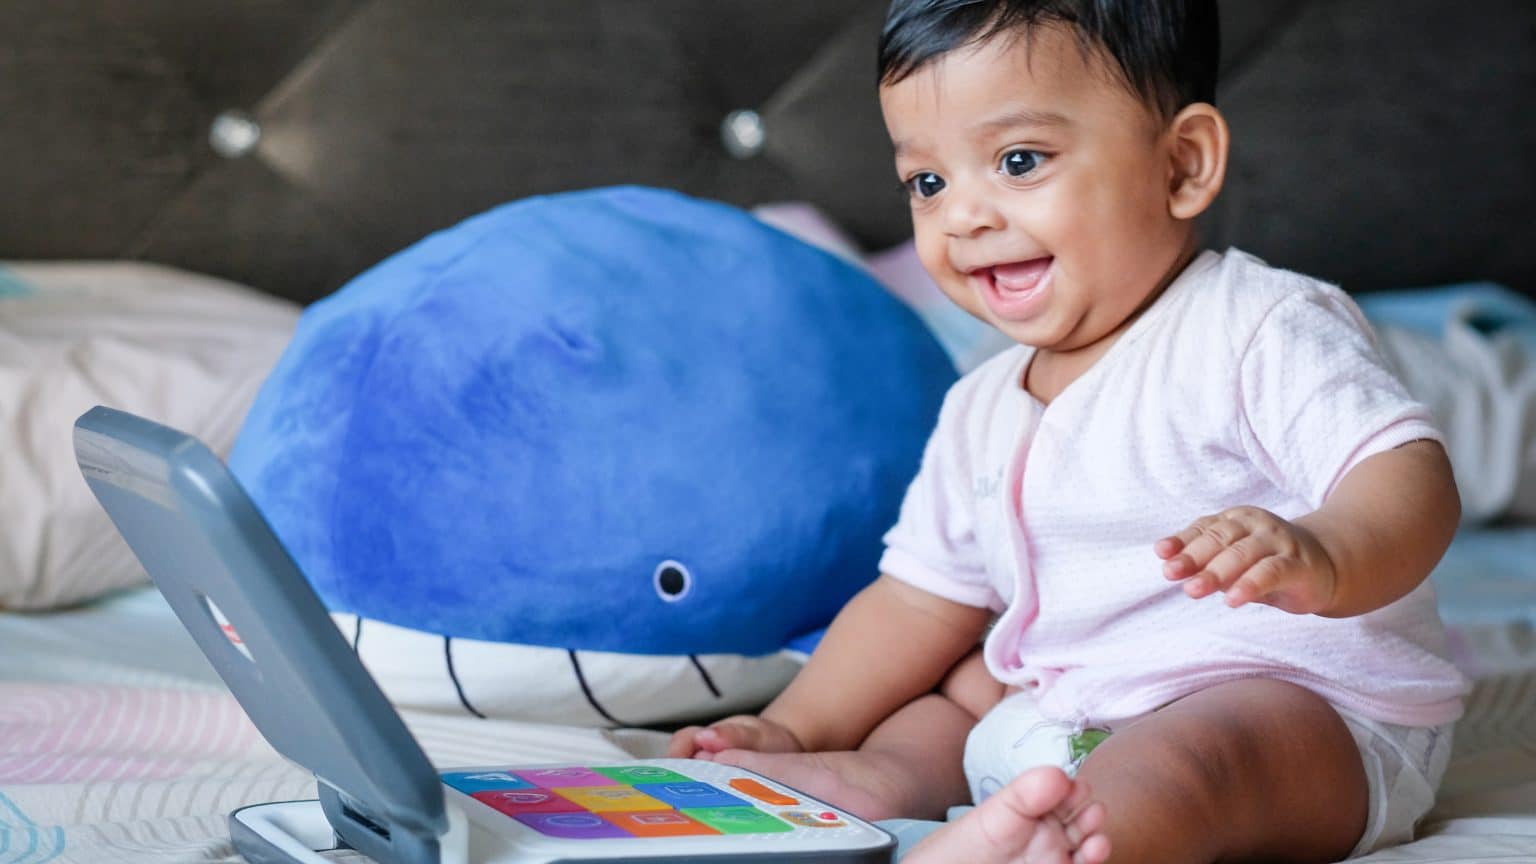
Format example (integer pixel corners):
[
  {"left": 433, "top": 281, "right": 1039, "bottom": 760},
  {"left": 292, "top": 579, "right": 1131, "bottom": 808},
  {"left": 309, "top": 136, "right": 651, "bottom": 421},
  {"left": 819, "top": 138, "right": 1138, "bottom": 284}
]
[{"left": 230, "top": 186, "right": 955, "bottom": 725}]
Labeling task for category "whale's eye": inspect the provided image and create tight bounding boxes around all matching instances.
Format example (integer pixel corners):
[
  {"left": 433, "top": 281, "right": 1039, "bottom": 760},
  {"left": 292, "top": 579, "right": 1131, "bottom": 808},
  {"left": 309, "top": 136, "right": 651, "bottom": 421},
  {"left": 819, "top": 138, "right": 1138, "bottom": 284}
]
[{"left": 653, "top": 560, "right": 692, "bottom": 602}]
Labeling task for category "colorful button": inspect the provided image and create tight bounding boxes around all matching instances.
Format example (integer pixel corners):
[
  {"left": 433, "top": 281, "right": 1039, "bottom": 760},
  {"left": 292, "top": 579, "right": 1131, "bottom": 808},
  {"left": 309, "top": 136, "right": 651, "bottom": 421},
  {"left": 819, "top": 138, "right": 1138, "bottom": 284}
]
[
  {"left": 779, "top": 809, "right": 847, "bottom": 828},
  {"left": 443, "top": 770, "right": 536, "bottom": 794},
  {"left": 554, "top": 786, "right": 669, "bottom": 812},
  {"left": 681, "top": 806, "right": 794, "bottom": 835},
  {"left": 593, "top": 765, "right": 695, "bottom": 785},
  {"left": 603, "top": 810, "right": 720, "bottom": 837},
  {"left": 515, "top": 812, "right": 628, "bottom": 840},
  {"left": 514, "top": 767, "right": 618, "bottom": 788},
  {"left": 472, "top": 789, "right": 583, "bottom": 815},
  {"left": 728, "top": 777, "right": 799, "bottom": 806},
  {"left": 634, "top": 781, "right": 748, "bottom": 809}
]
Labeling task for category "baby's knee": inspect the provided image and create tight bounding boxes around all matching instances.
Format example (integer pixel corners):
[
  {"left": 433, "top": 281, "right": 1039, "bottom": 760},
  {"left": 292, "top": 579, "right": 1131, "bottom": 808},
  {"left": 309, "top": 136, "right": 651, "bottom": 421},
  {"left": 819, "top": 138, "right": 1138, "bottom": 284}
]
[{"left": 1090, "top": 679, "right": 1363, "bottom": 838}]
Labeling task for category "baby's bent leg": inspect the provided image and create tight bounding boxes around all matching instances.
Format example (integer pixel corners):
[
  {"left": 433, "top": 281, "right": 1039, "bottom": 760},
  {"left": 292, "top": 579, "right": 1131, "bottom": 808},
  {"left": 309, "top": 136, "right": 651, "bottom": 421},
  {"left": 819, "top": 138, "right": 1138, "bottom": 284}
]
[
  {"left": 1076, "top": 678, "right": 1367, "bottom": 863},
  {"left": 710, "top": 691, "right": 980, "bottom": 821}
]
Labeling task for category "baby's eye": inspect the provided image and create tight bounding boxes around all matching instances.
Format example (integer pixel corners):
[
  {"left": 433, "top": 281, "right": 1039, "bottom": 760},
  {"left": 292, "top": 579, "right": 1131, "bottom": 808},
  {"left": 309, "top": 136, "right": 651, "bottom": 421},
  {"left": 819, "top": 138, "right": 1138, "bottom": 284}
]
[
  {"left": 999, "top": 150, "right": 1045, "bottom": 178},
  {"left": 905, "top": 172, "right": 946, "bottom": 199}
]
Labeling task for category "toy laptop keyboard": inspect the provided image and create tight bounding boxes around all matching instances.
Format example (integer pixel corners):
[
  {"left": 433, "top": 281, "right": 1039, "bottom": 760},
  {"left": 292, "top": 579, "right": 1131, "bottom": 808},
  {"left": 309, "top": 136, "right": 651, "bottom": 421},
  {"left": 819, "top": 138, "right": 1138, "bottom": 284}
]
[
  {"left": 73, "top": 406, "right": 894, "bottom": 864},
  {"left": 435, "top": 759, "right": 888, "bottom": 857},
  {"left": 230, "top": 759, "right": 892, "bottom": 863}
]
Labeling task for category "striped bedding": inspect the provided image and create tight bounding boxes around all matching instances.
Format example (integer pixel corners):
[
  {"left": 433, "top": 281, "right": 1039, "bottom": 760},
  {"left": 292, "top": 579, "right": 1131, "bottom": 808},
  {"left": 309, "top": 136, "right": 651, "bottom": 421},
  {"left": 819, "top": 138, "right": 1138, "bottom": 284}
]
[
  {"left": 0, "top": 587, "right": 668, "bottom": 863},
  {"left": 3, "top": 588, "right": 1534, "bottom": 863}
]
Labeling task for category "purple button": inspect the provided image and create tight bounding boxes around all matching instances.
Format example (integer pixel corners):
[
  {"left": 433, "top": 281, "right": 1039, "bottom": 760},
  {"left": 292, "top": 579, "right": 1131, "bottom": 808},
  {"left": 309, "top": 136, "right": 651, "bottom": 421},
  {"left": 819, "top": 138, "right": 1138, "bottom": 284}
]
[
  {"left": 514, "top": 767, "right": 618, "bottom": 788},
  {"left": 515, "top": 812, "right": 629, "bottom": 839}
]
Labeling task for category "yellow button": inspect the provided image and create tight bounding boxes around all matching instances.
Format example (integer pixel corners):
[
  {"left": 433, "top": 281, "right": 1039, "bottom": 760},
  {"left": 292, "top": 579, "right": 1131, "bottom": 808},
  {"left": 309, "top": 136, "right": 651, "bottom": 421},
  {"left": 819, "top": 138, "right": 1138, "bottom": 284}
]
[
  {"left": 554, "top": 786, "right": 668, "bottom": 812},
  {"left": 728, "top": 778, "right": 799, "bottom": 806}
]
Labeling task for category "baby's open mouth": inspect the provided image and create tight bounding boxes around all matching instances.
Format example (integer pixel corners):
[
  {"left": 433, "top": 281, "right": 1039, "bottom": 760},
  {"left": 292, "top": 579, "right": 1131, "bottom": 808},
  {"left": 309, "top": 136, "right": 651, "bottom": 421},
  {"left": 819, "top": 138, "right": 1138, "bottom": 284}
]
[
  {"left": 973, "top": 256, "right": 1054, "bottom": 320},
  {"left": 985, "top": 257, "right": 1053, "bottom": 294}
]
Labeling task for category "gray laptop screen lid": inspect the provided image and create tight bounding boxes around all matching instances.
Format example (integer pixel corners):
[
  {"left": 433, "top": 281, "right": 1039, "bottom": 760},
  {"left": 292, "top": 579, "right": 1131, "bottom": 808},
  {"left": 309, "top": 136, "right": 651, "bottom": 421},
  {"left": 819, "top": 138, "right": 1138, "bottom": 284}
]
[{"left": 73, "top": 405, "right": 446, "bottom": 864}]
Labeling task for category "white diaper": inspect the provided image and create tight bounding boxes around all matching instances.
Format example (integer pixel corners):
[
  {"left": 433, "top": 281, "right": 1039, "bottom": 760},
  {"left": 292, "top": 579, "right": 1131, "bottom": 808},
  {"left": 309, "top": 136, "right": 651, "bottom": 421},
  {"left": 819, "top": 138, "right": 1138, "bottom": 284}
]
[{"left": 962, "top": 690, "right": 1454, "bottom": 858}]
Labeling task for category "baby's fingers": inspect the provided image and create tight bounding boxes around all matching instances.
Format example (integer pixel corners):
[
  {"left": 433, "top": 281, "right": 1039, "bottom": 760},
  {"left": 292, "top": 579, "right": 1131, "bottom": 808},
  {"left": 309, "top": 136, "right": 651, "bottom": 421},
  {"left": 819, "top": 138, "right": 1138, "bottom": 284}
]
[
  {"left": 1152, "top": 534, "right": 1187, "bottom": 559},
  {"left": 1223, "top": 556, "right": 1290, "bottom": 608},
  {"left": 666, "top": 725, "right": 707, "bottom": 758},
  {"left": 693, "top": 717, "right": 784, "bottom": 754},
  {"left": 1160, "top": 516, "right": 1252, "bottom": 581},
  {"left": 668, "top": 719, "right": 756, "bottom": 757},
  {"left": 1180, "top": 538, "right": 1272, "bottom": 599},
  {"left": 1153, "top": 516, "right": 1216, "bottom": 560}
]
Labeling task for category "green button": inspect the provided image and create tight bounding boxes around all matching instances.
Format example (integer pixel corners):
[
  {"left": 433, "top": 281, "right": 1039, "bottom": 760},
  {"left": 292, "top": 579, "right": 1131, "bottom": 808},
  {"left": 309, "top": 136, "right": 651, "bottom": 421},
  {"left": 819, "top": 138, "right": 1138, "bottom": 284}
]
[
  {"left": 681, "top": 807, "right": 793, "bottom": 834},
  {"left": 592, "top": 765, "right": 695, "bottom": 785}
]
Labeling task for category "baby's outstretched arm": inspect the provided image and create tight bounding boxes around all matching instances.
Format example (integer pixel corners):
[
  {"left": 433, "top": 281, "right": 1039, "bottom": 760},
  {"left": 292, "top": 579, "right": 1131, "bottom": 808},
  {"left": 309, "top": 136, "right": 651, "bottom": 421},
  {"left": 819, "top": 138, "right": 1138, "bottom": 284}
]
[
  {"left": 1156, "top": 439, "right": 1459, "bottom": 617},
  {"left": 666, "top": 575, "right": 991, "bottom": 757}
]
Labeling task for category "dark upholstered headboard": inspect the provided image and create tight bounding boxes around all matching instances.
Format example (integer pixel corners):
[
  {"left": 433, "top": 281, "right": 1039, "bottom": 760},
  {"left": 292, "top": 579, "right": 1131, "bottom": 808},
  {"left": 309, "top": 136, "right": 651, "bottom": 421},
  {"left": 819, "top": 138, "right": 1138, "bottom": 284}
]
[{"left": 3, "top": 1, "right": 1533, "bottom": 303}]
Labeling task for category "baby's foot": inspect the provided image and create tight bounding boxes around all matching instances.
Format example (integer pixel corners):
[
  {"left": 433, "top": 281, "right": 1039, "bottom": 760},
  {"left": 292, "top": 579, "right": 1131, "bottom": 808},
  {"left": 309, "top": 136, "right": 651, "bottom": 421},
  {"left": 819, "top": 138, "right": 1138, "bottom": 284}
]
[
  {"left": 704, "top": 748, "right": 935, "bottom": 821},
  {"left": 905, "top": 766, "right": 1111, "bottom": 864}
]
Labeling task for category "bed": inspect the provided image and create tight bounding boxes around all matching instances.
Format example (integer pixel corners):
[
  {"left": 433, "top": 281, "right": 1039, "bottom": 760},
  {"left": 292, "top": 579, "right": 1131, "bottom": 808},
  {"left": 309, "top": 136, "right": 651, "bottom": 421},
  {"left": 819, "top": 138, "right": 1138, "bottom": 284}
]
[{"left": 4, "top": 2, "right": 1536, "bottom": 862}]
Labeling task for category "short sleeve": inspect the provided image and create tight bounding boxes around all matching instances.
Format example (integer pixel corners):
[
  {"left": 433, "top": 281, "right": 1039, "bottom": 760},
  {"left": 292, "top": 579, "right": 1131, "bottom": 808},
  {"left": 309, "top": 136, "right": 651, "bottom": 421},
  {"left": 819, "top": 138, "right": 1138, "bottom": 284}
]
[
  {"left": 1238, "top": 288, "right": 1444, "bottom": 508},
  {"left": 878, "top": 383, "right": 1000, "bottom": 609}
]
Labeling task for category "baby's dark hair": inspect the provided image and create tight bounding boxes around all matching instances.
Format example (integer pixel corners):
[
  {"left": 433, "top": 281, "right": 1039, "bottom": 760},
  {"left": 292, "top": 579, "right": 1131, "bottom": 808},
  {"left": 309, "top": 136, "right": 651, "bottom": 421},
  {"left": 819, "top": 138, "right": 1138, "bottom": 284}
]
[{"left": 879, "top": 0, "right": 1220, "bottom": 119}]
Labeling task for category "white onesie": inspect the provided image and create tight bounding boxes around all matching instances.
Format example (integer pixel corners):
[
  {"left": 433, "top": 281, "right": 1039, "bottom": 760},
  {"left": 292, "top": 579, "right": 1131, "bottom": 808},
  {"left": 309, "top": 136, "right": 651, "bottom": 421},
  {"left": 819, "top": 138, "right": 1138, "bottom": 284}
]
[{"left": 879, "top": 248, "right": 1468, "bottom": 728}]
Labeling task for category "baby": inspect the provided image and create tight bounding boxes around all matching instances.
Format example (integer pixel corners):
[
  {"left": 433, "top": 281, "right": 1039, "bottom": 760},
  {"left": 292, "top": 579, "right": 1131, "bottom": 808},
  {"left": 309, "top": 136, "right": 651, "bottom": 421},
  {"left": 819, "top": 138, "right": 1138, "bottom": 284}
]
[{"left": 670, "top": 1, "right": 1468, "bottom": 862}]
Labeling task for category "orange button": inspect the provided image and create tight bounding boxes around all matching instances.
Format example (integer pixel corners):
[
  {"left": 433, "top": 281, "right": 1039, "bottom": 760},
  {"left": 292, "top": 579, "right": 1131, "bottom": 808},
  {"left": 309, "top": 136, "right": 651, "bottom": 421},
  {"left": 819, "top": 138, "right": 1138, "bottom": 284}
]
[
  {"left": 604, "top": 810, "right": 720, "bottom": 837},
  {"left": 728, "top": 778, "right": 799, "bottom": 806}
]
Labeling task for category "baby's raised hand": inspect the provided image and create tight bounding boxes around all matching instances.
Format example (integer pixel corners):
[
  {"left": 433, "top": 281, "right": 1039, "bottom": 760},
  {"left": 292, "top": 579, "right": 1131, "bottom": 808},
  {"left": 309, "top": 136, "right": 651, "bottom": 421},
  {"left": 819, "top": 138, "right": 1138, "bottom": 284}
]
[
  {"left": 665, "top": 714, "right": 804, "bottom": 760},
  {"left": 1154, "top": 507, "right": 1337, "bottom": 615}
]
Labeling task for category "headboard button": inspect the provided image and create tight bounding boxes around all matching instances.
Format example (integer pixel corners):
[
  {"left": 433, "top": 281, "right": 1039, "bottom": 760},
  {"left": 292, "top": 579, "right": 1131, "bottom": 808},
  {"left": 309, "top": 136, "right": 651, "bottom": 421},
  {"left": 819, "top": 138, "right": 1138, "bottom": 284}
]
[
  {"left": 209, "top": 110, "right": 262, "bottom": 159},
  {"left": 721, "top": 109, "right": 765, "bottom": 159}
]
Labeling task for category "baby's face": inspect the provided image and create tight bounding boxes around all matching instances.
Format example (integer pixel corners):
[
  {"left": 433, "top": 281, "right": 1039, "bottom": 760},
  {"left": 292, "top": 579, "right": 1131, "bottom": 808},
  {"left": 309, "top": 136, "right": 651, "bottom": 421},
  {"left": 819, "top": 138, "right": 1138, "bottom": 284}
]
[{"left": 880, "top": 25, "right": 1193, "bottom": 356}]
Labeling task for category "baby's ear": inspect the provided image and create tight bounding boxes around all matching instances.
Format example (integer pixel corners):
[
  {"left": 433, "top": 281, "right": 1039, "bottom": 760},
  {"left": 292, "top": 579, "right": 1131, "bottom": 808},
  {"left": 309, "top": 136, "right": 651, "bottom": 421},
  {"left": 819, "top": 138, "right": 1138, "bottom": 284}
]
[{"left": 1165, "top": 103, "right": 1229, "bottom": 221}]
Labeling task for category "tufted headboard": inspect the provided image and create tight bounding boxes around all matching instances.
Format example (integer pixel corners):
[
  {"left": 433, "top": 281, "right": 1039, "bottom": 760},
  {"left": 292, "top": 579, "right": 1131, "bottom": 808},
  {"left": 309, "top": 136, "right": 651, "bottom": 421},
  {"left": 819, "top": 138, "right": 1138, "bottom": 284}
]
[{"left": 3, "top": 1, "right": 1533, "bottom": 303}]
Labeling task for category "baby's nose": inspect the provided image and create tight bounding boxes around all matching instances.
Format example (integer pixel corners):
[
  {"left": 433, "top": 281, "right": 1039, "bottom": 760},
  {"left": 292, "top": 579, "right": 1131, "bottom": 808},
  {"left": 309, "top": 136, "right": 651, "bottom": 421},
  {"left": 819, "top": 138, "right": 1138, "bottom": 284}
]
[{"left": 942, "top": 188, "right": 1005, "bottom": 237}]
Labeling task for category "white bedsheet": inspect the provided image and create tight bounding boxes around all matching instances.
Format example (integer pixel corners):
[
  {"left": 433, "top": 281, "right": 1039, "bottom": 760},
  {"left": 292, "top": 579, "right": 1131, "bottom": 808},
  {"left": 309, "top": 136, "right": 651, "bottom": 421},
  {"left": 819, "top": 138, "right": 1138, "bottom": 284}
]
[
  {"left": 3, "top": 586, "right": 1534, "bottom": 863},
  {"left": 0, "top": 587, "right": 668, "bottom": 863}
]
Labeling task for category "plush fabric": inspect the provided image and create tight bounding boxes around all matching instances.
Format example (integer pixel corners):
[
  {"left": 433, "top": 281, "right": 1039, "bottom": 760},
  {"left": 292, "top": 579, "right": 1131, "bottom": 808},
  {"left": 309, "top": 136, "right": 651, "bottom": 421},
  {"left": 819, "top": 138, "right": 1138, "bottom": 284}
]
[
  {"left": 1357, "top": 284, "right": 1536, "bottom": 524},
  {"left": 229, "top": 186, "right": 955, "bottom": 721},
  {"left": 0, "top": 262, "right": 299, "bottom": 610}
]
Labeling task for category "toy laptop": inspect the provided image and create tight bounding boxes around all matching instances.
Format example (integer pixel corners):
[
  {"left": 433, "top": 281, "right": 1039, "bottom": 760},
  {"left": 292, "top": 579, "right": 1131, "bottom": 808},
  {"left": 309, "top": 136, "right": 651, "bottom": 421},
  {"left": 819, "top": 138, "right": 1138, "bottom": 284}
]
[{"left": 73, "top": 406, "right": 896, "bottom": 864}]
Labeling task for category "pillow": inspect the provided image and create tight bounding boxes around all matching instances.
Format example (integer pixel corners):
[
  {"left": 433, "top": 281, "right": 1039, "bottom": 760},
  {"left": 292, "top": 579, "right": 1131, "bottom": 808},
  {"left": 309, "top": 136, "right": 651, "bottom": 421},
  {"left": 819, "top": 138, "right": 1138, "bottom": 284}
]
[
  {"left": 0, "top": 264, "right": 32, "bottom": 298},
  {"left": 230, "top": 187, "right": 956, "bottom": 726},
  {"left": 1357, "top": 283, "right": 1536, "bottom": 524},
  {"left": 0, "top": 261, "right": 299, "bottom": 609}
]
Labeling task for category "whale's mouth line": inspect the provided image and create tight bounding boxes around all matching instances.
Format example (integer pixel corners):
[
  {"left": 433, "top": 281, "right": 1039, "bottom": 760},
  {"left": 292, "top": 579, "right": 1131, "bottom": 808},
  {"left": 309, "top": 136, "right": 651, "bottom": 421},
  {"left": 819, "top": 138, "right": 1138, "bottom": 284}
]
[
  {"left": 446, "top": 636, "right": 488, "bottom": 719},
  {"left": 568, "top": 651, "right": 724, "bottom": 727},
  {"left": 568, "top": 649, "right": 630, "bottom": 726},
  {"left": 689, "top": 654, "right": 722, "bottom": 698},
  {"left": 349, "top": 616, "right": 733, "bottom": 725}
]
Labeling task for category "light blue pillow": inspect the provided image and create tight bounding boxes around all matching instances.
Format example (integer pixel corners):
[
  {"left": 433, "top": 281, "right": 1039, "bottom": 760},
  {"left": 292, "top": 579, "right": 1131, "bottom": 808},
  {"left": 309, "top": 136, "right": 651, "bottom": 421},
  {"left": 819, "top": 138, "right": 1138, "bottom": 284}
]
[{"left": 0, "top": 265, "right": 33, "bottom": 299}]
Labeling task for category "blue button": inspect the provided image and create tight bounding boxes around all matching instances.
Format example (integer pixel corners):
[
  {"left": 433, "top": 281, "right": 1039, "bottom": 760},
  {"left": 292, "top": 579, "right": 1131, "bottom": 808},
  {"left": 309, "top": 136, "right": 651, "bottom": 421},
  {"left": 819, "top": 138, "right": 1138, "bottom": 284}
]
[
  {"left": 633, "top": 781, "right": 748, "bottom": 809},
  {"left": 443, "top": 770, "right": 536, "bottom": 793}
]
